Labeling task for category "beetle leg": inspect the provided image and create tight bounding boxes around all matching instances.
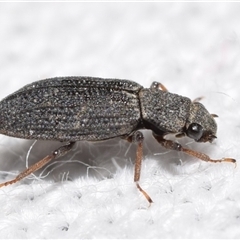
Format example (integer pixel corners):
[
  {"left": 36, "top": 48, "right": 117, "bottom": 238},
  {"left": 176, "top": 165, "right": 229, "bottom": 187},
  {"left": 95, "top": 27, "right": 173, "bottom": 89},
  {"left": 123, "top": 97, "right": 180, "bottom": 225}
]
[
  {"left": 153, "top": 135, "right": 236, "bottom": 165},
  {"left": 127, "top": 131, "right": 153, "bottom": 205},
  {"left": 0, "top": 142, "right": 75, "bottom": 188},
  {"left": 192, "top": 96, "right": 204, "bottom": 103},
  {"left": 150, "top": 81, "right": 168, "bottom": 92}
]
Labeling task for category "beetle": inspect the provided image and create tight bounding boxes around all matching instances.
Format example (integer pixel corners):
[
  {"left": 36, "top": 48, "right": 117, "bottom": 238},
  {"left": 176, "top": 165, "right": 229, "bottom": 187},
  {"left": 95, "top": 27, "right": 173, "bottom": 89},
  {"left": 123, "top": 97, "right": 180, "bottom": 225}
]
[{"left": 0, "top": 76, "right": 236, "bottom": 203}]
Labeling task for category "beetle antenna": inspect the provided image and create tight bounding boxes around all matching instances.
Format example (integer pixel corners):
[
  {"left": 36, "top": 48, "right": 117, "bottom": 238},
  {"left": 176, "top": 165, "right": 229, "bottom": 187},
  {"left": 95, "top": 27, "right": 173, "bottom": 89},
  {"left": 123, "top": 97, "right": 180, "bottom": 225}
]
[{"left": 211, "top": 114, "right": 218, "bottom": 118}]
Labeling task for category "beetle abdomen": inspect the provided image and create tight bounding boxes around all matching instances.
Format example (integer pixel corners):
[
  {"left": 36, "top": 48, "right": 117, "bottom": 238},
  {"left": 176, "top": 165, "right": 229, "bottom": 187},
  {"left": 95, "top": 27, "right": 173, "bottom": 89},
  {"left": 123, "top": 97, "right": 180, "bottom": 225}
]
[{"left": 0, "top": 77, "right": 142, "bottom": 141}]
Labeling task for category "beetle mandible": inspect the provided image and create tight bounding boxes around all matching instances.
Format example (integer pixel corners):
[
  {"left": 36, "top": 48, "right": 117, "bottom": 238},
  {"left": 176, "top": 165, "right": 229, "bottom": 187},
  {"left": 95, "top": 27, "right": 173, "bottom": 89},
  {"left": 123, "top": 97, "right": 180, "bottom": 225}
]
[{"left": 0, "top": 77, "right": 236, "bottom": 204}]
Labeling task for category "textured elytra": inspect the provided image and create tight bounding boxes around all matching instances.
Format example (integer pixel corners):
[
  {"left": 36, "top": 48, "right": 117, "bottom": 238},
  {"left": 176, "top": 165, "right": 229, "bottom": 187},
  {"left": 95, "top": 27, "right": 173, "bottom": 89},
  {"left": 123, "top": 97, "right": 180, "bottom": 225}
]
[{"left": 0, "top": 77, "right": 142, "bottom": 141}]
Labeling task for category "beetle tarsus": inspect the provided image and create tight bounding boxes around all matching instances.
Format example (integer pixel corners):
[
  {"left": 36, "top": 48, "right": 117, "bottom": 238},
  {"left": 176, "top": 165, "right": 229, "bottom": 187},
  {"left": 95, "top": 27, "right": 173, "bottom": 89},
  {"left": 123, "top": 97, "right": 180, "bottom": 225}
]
[
  {"left": 136, "top": 182, "right": 153, "bottom": 206},
  {"left": 181, "top": 147, "right": 236, "bottom": 164}
]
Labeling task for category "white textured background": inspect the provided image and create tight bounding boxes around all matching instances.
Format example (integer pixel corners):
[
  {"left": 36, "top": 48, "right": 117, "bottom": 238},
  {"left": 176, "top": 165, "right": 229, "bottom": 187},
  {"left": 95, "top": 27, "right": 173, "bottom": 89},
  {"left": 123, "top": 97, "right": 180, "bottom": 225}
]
[{"left": 0, "top": 3, "right": 240, "bottom": 239}]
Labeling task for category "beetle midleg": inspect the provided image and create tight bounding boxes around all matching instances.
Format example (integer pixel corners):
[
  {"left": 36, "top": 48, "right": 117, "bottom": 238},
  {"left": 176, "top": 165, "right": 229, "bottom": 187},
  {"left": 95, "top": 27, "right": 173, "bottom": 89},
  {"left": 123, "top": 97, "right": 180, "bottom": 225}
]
[
  {"left": 0, "top": 142, "right": 75, "bottom": 188},
  {"left": 153, "top": 135, "right": 236, "bottom": 165},
  {"left": 127, "top": 131, "right": 153, "bottom": 204}
]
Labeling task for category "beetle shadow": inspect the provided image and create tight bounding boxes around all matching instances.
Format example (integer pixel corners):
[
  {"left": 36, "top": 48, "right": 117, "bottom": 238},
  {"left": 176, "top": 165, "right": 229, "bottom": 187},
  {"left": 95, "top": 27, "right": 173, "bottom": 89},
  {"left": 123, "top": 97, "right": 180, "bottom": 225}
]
[{"left": 0, "top": 131, "right": 197, "bottom": 185}]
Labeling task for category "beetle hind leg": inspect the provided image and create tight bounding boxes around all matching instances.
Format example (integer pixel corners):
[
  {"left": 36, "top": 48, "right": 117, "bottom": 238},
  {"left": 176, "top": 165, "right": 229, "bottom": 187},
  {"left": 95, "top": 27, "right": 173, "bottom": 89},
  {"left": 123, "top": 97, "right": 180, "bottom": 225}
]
[{"left": 0, "top": 142, "right": 76, "bottom": 188}]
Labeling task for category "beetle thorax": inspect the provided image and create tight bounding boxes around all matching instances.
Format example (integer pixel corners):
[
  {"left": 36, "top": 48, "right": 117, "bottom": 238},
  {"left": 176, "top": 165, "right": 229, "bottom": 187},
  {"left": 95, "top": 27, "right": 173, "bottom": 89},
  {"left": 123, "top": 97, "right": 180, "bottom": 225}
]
[{"left": 139, "top": 88, "right": 191, "bottom": 135}]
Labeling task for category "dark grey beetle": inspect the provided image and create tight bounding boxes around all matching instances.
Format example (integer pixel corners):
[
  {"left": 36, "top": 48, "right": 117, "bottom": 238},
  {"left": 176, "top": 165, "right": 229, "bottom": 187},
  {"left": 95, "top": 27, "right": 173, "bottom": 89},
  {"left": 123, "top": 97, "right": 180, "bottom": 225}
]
[{"left": 0, "top": 77, "right": 235, "bottom": 204}]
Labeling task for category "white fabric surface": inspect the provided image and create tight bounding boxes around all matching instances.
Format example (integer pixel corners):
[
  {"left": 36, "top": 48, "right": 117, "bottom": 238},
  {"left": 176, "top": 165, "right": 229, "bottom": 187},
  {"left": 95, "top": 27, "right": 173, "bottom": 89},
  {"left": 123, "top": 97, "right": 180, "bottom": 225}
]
[{"left": 0, "top": 3, "right": 240, "bottom": 239}]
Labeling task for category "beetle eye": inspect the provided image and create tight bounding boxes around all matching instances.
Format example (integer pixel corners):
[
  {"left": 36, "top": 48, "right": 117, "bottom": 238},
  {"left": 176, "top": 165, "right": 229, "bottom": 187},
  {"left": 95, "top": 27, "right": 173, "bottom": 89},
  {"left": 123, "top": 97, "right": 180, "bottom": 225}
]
[{"left": 186, "top": 123, "right": 203, "bottom": 141}]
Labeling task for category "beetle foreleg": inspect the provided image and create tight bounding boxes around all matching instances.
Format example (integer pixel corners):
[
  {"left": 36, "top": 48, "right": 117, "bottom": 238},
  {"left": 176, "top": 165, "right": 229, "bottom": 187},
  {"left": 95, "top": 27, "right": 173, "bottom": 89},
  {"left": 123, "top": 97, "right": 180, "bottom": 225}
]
[
  {"left": 0, "top": 142, "right": 75, "bottom": 188},
  {"left": 127, "top": 131, "right": 153, "bottom": 205},
  {"left": 153, "top": 135, "right": 236, "bottom": 165}
]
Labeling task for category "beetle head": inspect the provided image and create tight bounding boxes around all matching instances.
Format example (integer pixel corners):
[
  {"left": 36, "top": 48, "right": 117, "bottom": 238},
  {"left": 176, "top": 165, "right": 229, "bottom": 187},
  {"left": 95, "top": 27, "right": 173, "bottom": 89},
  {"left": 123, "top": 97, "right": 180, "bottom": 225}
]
[{"left": 185, "top": 102, "right": 217, "bottom": 143}]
